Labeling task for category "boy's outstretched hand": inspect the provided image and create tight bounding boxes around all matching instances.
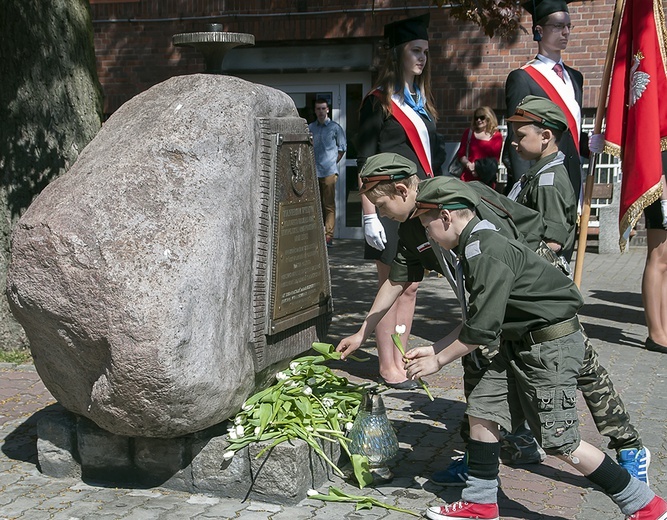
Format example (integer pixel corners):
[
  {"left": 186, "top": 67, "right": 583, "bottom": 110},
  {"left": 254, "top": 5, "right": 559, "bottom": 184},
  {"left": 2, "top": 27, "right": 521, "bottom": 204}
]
[{"left": 404, "top": 346, "right": 440, "bottom": 380}]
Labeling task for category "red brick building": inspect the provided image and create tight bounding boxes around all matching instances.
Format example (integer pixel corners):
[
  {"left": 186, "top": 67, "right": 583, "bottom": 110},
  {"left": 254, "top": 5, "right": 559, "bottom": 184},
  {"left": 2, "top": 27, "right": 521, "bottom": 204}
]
[{"left": 89, "top": 0, "right": 616, "bottom": 238}]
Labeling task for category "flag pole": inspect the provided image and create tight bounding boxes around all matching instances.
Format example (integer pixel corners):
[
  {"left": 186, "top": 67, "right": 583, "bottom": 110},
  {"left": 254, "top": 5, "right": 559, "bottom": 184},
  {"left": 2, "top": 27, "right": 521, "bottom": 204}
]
[{"left": 573, "top": 0, "right": 626, "bottom": 288}]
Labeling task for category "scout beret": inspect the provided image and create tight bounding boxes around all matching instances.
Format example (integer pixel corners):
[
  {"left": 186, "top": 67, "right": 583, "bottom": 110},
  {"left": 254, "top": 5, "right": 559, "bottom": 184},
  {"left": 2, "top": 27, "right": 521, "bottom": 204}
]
[
  {"left": 384, "top": 14, "right": 430, "bottom": 48},
  {"left": 523, "top": 0, "right": 572, "bottom": 25},
  {"left": 506, "top": 95, "right": 568, "bottom": 131},
  {"left": 359, "top": 153, "right": 418, "bottom": 194},
  {"left": 411, "top": 176, "right": 481, "bottom": 218}
]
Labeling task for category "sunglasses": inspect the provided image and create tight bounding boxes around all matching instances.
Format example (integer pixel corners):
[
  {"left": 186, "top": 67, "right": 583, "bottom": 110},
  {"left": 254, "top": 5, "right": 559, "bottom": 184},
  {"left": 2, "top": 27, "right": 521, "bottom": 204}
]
[{"left": 475, "top": 115, "right": 487, "bottom": 121}]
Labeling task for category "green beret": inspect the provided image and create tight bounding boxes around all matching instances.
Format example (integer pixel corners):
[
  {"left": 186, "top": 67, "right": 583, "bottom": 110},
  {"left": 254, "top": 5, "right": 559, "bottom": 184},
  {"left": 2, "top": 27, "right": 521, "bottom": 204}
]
[
  {"left": 506, "top": 95, "right": 568, "bottom": 131},
  {"left": 412, "top": 177, "right": 481, "bottom": 218},
  {"left": 359, "top": 153, "right": 418, "bottom": 194}
]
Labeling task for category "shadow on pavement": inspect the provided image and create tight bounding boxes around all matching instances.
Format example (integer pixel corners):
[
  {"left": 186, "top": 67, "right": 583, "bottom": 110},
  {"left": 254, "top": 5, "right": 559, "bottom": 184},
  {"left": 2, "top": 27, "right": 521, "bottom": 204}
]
[
  {"left": 579, "top": 302, "right": 645, "bottom": 325},
  {"left": 578, "top": 322, "right": 646, "bottom": 349},
  {"left": 588, "top": 290, "right": 643, "bottom": 309},
  {"left": 1, "top": 403, "right": 65, "bottom": 465}
]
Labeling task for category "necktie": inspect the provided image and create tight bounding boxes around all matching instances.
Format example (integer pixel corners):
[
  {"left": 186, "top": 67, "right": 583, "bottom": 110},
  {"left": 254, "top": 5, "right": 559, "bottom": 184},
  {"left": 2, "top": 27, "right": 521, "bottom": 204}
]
[{"left": 553, "top": 62, "right": 565, "bottom": 82}]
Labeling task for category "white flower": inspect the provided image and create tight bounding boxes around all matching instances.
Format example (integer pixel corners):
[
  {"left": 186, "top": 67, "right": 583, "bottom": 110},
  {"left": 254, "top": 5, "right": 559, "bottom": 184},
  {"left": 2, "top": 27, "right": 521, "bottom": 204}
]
[
  {"left": 242, "top": 402, "right": 253, "bottom": 412},
  {"left": 290, "top": 362, "right": 299, "bottom": 371},
  {"left": 228, "top": 429, "right": 238, "bottom": 440},
  {"left": 235, "top": 424, "right": 245, "bottom": 437},
  {"left": 395, "top": 324, "right": 407, "bottom": 335},
  {"left": 307, "top": 489, "right": 320, "bottom": 496},
  {"left": 234, "top": 416, "right": 244, "bottom": 425},
  {"left": 303, "top": 386, "right": 313, "bottom": 396},
  {"left": 345, "top": 422, "right": 354, "bottom": 431},
  {"left": 223, "top": 451, "right": 235, "bottom": 461},
  {"left": 338, "top": 412, "right": 345, "bottom": 419},
  {"left": 285, "top": 380, "right": 296, "bottom": 388},
  {"left": 254, "top": 426, "right": 261, "bottom": 436},
  {"left": 276, "top": 371, "right": 288, "bottom": 380},
  {"left": 322, "top": 398, "right": 334, "bottom": 408}
]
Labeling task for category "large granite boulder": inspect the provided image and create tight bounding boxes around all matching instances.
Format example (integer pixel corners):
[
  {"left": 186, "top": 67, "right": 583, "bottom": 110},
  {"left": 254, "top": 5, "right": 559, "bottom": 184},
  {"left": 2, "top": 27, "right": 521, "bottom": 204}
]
[{"left": 6, "top": 74, "right": 307, "bottom": 438}]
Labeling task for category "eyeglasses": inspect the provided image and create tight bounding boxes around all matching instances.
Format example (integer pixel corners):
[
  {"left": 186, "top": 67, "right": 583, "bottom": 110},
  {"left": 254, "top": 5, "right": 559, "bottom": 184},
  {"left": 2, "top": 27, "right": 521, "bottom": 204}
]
[
  {"left": 543, "top": 23, "right": 573, "bottom": 31},
  {"left": 475, "top": 115, "right": 486, "bottom": 121}
]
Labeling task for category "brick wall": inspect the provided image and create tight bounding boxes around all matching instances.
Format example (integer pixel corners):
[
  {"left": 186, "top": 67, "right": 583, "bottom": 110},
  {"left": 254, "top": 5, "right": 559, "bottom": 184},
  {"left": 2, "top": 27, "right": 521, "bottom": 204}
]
[{"left": 91, "top": 0, "right": 616, "bottom": 139}]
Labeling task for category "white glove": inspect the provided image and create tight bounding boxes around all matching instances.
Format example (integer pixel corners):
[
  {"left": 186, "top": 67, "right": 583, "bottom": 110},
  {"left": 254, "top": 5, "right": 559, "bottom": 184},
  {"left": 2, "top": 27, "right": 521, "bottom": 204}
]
[
  {"left": 363, "top": 214, "right": 387, "bottom": 251},
  {"left": 661, "top": 200, "right": 667, "bottom": 228},
  {"left": 589, "top": 133, "right": 605, "bottom": 154}
]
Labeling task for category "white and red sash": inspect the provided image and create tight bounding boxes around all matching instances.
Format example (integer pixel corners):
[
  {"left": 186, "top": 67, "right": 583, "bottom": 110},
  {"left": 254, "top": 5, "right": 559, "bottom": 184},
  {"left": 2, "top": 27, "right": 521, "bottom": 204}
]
[
  {"left": 371, "top": 90, "right": 433, "bottom": 176},
  {"left": 522, "top": 59, "right": 581, "bottom": 152}
]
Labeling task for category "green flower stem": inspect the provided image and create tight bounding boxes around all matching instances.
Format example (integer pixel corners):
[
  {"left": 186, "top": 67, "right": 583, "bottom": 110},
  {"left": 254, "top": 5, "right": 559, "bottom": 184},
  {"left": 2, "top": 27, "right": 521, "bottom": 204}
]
[
  {"left": 391, "top": 333, "right": 435, "bottom": 401},
  {"left": 308, "top": 486, "right": 421, "bottom": 517}
]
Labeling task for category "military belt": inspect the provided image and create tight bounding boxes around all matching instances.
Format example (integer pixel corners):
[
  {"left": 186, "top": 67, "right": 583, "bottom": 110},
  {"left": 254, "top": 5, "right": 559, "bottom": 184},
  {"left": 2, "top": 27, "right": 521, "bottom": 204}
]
[{"left": 525, "top": 316, "right": 580, "bottom": 346}]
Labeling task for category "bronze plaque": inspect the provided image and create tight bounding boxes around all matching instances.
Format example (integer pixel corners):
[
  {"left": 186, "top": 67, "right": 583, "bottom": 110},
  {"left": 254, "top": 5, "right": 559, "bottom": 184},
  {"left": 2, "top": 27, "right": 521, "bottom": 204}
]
[
  {"left": 273, "top": 201, "right": 326, "bottom": 317},
  {"left": 267, "top": 131, "right": 331, "bottom": 335}
]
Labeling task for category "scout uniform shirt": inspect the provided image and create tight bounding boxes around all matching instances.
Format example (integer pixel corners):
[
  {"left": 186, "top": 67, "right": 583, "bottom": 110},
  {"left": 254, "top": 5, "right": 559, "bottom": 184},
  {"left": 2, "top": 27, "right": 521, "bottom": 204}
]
[
  {"left": 507, "top": 151, "right": 577, "bottom": 260},
  {"left": 455, "top": 216, "right": 583, "bottom": 347},
  {"left": 389, "top": 181, "right": 547, "bottom": 284}
]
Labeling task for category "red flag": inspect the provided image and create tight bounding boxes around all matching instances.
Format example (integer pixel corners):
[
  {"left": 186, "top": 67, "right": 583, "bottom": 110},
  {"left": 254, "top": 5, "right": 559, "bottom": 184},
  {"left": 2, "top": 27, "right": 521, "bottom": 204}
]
[{"left": 603, "top": 0, "right": 667, "bottom": 250}]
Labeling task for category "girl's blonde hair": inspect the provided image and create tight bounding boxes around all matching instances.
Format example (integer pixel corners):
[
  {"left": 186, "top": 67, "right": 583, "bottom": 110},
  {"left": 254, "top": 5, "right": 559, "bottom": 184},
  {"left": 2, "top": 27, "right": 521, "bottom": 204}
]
[{"left": 471, "top": 106, "right": 499, "bottom": 134}]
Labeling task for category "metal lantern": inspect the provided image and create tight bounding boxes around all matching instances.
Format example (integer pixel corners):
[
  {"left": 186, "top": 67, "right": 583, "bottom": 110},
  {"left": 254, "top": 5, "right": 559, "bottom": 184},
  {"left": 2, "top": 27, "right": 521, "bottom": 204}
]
[{"left": 348, "top": 388, "right": 399, "bottom": 481}]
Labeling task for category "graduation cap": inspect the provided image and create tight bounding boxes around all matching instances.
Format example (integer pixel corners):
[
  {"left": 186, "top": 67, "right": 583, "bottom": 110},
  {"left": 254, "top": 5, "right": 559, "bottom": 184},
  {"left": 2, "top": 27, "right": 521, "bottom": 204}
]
[
  {"left": 384, "top": 13, "right": 430, "bottom": 48},
  {"left": 523, "top": 0, "right": 572, "bottom": 26}
]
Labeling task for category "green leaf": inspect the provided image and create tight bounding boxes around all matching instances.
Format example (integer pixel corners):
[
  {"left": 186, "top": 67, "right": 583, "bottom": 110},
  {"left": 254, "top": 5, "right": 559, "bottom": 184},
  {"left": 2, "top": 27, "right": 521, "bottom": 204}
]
[
  {"left": 257, "top": 402, "right": 272, "bottom": 436},
  {"left": 350, "top": 454, "right": 374, "bottom": 489},
  {"left": 391, "top": 333, "right": 406, "bottom": 355}
]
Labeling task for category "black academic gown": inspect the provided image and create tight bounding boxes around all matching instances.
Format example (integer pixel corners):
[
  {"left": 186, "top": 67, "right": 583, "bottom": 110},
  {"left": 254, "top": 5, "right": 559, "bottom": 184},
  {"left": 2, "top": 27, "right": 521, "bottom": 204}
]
[{"left": 502, "top": 65, "right": 584, "bottom": 203}]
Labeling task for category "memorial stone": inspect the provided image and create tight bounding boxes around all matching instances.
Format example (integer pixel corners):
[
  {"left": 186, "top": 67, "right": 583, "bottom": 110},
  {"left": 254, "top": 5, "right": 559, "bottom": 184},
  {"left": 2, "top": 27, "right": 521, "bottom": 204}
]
[{"left": 7, "top": 73, "right": 332, "bottom": 438}]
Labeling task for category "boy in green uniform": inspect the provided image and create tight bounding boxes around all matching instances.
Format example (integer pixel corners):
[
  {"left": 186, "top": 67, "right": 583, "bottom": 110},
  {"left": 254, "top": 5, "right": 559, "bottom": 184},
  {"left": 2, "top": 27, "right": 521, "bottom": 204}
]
[
  {"left": 405, "top": 178, "right": 667, "bottom": 520},
  {"left": 503, "top": 96, "right": 649, "bottom": 476},
  {"left": 506, "top": 95, "right": 578, "bottom": 264},
  {"left": 337, "top": 153, "right": 648, "bottom": 486}
]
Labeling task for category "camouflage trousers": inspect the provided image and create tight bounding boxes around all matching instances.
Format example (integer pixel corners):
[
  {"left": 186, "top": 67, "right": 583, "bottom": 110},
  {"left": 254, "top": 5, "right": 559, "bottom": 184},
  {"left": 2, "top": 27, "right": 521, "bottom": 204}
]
[{"left": 459, "top": 327, "right": 642, "bottom": 453}]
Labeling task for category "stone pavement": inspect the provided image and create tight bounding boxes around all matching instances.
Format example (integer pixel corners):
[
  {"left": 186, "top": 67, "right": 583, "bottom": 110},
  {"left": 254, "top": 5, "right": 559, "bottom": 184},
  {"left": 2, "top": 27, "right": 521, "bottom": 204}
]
[{"left": 1, "top": 239, "right": 665, "bottom": 520}]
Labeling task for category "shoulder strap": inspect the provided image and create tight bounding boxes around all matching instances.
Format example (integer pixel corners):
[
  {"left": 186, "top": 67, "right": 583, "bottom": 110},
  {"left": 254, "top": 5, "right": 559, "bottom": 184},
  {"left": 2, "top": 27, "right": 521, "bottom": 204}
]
[
  {"left": 371, "top": 90, "right": 433, "bottom": 176},
  {"left": 521, "top": 66, "right": 580, "bottom": 152}
]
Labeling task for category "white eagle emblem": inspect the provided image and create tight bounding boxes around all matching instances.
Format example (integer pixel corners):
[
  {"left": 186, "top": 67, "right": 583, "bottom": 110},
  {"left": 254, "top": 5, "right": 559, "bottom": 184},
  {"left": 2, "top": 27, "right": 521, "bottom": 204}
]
[{"left": 629, "top": 51, "right": 650, "bottom": 107}]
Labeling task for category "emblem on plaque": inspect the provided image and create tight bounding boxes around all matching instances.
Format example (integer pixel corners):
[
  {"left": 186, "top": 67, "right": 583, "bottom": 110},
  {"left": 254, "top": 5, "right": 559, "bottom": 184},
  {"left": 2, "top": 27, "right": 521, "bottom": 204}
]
[{"left": 290, "top": 147, "right": 306, "bottom": 196}]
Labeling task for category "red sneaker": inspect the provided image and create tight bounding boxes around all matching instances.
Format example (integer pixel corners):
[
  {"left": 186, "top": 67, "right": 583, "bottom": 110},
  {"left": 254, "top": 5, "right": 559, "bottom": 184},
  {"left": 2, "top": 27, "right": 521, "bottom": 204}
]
[
  {"left": 426, "top": 501, "right": 499, "bottom": 520},
  {"left": 627, "top": 496, "right": 667, "bottom": 520}
]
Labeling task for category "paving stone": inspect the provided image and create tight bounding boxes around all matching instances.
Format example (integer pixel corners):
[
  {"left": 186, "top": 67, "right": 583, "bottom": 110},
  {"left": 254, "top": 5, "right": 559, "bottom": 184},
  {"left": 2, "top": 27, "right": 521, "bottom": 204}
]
[{"left": 0, "top": 245, "right": 664, "bottom": 520}]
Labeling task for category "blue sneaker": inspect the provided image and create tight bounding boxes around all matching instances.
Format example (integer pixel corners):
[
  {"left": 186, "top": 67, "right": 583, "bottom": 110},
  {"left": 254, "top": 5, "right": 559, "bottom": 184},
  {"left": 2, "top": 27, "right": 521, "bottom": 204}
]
[
  {"left": 430, "top": 455, "right": 468, "bottom": 486},
  {"left": 618, "top": 447, "right": 651, "bottom": 485}
]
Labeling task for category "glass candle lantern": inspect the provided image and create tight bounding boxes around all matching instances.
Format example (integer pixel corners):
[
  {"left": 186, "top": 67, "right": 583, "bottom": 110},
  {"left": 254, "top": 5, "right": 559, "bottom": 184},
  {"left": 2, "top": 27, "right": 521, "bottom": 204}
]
[{"left": 348, "top": 388, "right": 399, "bottom": 480}]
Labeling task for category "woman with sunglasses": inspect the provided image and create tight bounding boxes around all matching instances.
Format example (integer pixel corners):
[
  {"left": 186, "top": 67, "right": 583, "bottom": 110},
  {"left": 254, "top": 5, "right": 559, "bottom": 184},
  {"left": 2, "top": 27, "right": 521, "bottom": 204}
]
[{"left": 456, "top": 107, "right": 502, "bottom": 188}]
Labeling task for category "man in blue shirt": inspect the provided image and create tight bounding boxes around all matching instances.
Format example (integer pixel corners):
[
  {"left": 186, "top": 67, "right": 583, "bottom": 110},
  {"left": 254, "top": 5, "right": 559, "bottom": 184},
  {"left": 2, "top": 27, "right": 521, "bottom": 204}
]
[{"left": 309, "top": 98, "right": 346, "bottom": 247}]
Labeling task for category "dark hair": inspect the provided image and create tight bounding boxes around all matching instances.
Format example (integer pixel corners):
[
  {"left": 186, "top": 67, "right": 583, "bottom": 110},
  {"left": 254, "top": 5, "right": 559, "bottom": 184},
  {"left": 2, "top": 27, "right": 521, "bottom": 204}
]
[
  {"left": 314, "top": 98, "right": 330, "bottom": 108},
  {"left": 369, "top": 42, "right": 438, "bottom": 121}
]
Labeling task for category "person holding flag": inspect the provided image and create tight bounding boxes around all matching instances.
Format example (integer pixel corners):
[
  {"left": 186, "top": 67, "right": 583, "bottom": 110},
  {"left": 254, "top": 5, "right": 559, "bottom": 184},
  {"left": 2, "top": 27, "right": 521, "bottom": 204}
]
[
  {"left": 588, "top": 0, "right": 667, "bottom": 355},
  {"left": 502, "top": 0, "right": 584, "bottom": 206}
]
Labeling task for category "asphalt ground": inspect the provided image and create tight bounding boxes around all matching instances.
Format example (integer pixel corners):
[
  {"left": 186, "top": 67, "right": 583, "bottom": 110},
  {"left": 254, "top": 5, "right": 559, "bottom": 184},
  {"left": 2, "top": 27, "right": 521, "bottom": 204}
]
[{"left": 1, "top": 239, "right": 665, "bottom": 519}]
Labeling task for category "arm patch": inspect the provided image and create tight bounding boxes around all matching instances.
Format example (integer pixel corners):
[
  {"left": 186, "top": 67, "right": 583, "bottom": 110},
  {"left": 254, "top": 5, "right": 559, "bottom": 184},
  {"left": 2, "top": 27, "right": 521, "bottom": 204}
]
[
  {"left": 538, "top": 172, "right": 555, "bottom": 186},
  {"left": 465, "top": 240, "right": 482, "bottom": 259}
]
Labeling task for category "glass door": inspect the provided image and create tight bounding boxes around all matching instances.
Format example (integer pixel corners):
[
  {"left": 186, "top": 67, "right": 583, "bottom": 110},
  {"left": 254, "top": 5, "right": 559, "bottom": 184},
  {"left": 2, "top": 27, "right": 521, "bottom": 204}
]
[{"left": 240, "top": 73, "right": 371, "bottom": 239}]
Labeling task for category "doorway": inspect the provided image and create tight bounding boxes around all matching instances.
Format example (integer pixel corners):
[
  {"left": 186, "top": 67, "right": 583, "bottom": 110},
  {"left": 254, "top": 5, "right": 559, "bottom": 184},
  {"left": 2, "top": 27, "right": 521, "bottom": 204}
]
[{"left": 240, "top": 72, "right": 371, "bottom": 239}]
